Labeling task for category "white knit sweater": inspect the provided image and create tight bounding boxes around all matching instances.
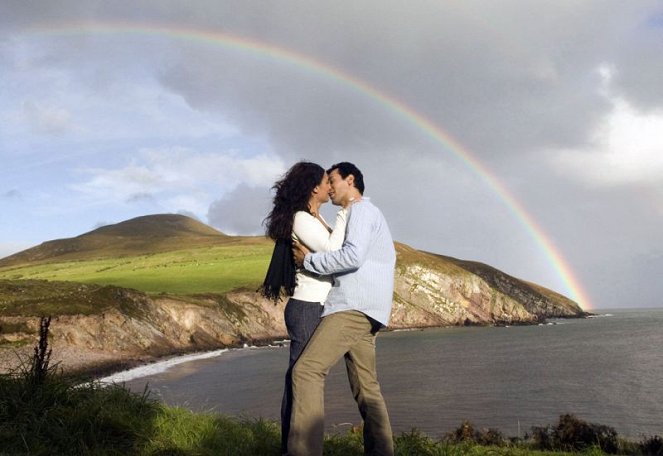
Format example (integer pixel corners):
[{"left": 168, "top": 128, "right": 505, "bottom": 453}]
[{"left": 291, "top": 208, "right": 347, "bottom": 303}]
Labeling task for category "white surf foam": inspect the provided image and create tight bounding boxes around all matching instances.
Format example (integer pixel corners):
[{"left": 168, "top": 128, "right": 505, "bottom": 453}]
[
  {"left": 97, "top": 340, "right": 290, "bottom": 384},
  {"left": 98, "top": 348, "right": 230, "bottom": 384}
]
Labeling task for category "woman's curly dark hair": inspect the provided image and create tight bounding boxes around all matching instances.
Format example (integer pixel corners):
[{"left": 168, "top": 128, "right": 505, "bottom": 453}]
[{"left": 264, "top": 161, "right": 325, "bottom": 240}]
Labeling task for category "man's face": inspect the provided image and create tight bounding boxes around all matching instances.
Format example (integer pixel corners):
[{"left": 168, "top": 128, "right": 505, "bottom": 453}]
[{"left": 328, "top": 169, "right": 350, "bottom": 206}]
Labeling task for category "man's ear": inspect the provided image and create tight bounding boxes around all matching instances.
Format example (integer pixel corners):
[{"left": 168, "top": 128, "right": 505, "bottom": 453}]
[{"left": 347, "top": 174, "right": 355, "bottom": 187}]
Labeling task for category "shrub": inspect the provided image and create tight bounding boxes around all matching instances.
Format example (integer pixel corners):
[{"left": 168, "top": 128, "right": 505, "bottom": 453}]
[
  {"left": 444, "top": 420, "right": 504, "bottom": 447},
  {"left": 640, "top": 434, "right": 663, "bottom": 456},
  {"left": 476, "top": 427, "right": 504, "bottom": 446},
  {"left": 530, "top": 414, "right": 619, "bottom": 453}
]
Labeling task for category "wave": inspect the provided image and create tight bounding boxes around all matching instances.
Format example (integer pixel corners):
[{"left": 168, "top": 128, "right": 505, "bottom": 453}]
[
  {"left": 98, "top": 339, "right": 290, "bottom": 384},
  {"left": 98, "top": 348, "right": 231, "bottom": 384},
  {"left": 586, "top": 313, "right": 614, "bottom": 318}
]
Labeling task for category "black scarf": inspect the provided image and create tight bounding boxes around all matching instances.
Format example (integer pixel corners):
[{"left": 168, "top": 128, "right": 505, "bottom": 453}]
[{"left": 259, "top": 238, "right": 296, "bottom": 302}]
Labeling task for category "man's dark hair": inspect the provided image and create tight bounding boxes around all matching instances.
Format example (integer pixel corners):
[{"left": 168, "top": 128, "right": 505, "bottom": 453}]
[{"left": 327, "top": 162, "right": 365, "bottom": 194}]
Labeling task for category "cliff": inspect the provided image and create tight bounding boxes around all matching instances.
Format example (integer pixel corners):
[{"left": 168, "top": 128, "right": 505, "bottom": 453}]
[{"left": 0, "top": 214, "right": 586, "bottom": 375}]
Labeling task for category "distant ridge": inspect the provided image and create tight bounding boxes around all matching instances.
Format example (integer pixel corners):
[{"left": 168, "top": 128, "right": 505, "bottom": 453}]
[{"left": 0, "top": 214, "right": 231, "bottom": 266}]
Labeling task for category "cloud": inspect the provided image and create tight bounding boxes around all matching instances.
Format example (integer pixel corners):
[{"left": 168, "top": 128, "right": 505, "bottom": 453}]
[
  {"left": 549, "top": 65, "right": 663, "bottom": 187},
  {"left": 125, "top": 192, "right": 156, "bottom": 204},
  {"left": 71, "top": 147, "right": 284, "bottom": 217},
  {"left": 2, "top": 189, "right": 21, "bottom": 199},
  {"left": 207, "top": 184, "right": 272, "bottom": 236},
  {"left": 20, "top": 101, "right": 77, "bottom": 135},
  {"left": 153, "top": 1, "right": 662, "bottom": 166}
]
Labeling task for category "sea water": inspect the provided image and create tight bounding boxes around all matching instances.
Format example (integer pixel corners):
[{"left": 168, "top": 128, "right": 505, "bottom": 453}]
[{"left": 120, "top": 308, "right": 663, "bottom": 438}]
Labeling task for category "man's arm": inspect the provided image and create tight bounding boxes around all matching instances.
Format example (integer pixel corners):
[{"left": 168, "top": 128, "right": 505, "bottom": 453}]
[
  {"left": 300, "top": 202, "right": 374, "bottom": 276},
  {"left": 292, "top": 209, "right": 348, "bottom": 253}
]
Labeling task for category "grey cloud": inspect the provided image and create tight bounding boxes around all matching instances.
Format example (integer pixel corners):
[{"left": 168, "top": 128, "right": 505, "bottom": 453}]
[
  {"left": 207, "top": 184, "right": 272, "bottom": 236},
  {"left": 154, "top": 1, "right": 658, "bottom": 163},
  {"left": 0, "top": 1, "right": 96, "bottom": 31},
  {"left": 126, "top": 192, "right": 156, "bottom": 204}
]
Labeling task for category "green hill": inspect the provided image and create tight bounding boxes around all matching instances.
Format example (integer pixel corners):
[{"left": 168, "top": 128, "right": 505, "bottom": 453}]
[
  {"left": 0, "top": 214, "right": 272, "bottom": 296},
  {"left": 0, "top": 214, "right": 237, "bottom": 266}
]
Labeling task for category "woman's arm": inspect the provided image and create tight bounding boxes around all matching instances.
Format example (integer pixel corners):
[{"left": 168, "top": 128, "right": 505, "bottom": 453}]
[{"left": 292, "top": 210, "right": 347, "bottom": 253}]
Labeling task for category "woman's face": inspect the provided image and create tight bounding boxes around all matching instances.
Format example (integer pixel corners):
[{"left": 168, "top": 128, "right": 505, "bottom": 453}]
[{"left": 313, "top": 172, "right": 331, "bottom": 204}]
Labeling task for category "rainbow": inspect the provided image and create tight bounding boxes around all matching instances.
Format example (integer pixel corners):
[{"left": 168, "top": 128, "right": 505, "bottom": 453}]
[{"left": 24, "top": 22, "right": 593, "bottom": 309}]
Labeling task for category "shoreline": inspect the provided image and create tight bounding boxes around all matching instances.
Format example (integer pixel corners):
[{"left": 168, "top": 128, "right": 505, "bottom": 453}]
[
  {"left": 89, "top": 314, "right": 600, "bottom": 383},
  {"left": 97, "top": 338, "right": 291, "bottom": 384},
  {"left": 2, "top": 313, "right": 598, "bottom": 382}
]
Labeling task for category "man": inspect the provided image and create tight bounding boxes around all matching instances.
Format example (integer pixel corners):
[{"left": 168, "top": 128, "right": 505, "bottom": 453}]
[{"left": 288, "top": 162, "right": 396, "bottom": 456}]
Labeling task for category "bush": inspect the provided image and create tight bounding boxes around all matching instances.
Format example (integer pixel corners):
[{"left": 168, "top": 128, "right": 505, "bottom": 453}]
[
  {"left": 530, "top": 414, "right": 619, "bottom": 453},
  {"left": 640, "top": 434, "right": 663, "bottom": 456},
  {"left": 476, "top": 427, "right": 504, "bottom": 446},
  {"left": 444, "top": 420, "right": 505, "bottom": 447}
]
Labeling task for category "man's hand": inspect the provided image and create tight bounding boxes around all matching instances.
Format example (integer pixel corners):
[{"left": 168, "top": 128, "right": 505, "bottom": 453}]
[{"left": 292, "top": 240, "right": 310, "bottom": 267}]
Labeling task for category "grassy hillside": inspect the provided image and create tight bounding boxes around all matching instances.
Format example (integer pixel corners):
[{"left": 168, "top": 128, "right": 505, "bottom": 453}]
[
  {"left": 0, "top": 214, "right": 233, "bottom": 267},
  {"left": 0, "top": 243, "right": 272, "bottom": 296},
  {"left": 0, "top": 214, "right": 273, "bottom": 296}
]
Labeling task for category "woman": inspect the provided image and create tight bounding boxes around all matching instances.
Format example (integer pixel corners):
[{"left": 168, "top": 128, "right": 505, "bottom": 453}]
[{"left": 260, "top": 161, "right": 347, "bottom": 453}]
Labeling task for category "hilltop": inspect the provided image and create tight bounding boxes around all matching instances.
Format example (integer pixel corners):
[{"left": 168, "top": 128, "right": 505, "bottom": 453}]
[
  {"left": 0, "top": 214, "right": 232, "bottom": 267},
  {"left": 0, "top": 214, "right": 586, "bottom": 375}
]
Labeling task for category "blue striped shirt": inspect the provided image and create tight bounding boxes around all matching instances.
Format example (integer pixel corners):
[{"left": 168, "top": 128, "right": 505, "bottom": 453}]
[{"left": 303, "top": 197, "right": 396, "bottom": 326}]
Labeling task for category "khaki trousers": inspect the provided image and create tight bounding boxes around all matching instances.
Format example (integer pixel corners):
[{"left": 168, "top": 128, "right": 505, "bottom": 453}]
[{"left": 287, "top": 310, "right": 393, "bottom": 456}]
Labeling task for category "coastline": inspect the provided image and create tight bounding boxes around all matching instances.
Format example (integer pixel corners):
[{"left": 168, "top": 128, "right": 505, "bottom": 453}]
[
  {"left": 97, "top": 338, "right": 291, "bottom": 384},
  {"left": 1, "top": 313, "right": 599, "bottom": 382},
  {"left": 0, "top": 335, "right": 290, "bottom": 381},
  {"left": 90, "top": 315, "right": 600, "bottom": 382}
]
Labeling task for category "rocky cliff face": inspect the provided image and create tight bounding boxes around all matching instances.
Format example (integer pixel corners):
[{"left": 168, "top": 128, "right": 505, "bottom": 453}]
[
  {"left": 0, "top": 225, "right": 586, "bottom": 375},
  {"left": 0, "top": 247, "right": 585, "bottom": 375},
  {"left": 389, "top": 243, "right": 584, "bottom": 328},
  {"left": 0, "top": 289, "right": 288, "bottom": 374}
]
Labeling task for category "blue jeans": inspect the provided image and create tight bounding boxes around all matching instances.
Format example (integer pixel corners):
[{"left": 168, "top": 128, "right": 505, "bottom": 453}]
[{"left": 281, "top": 298, "right": 323, "bottom": 453}]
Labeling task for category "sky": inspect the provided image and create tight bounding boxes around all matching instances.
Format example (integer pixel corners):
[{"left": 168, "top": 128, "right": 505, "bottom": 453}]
[{"left": 1, "top": 1, "right": 662, "bottom": 310}]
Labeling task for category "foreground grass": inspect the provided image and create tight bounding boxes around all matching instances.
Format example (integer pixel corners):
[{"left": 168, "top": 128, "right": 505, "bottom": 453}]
[
  {"left": 0, "top": 243, "right": 272, "bottom": 296},
  {"left": 3, "top": 368, "right": 656, "bottom": 456}
]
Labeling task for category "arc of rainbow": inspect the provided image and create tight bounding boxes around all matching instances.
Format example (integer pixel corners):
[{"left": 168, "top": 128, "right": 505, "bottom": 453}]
[{"left": 26, "top": 22, "right": 593, "bottom": 309}]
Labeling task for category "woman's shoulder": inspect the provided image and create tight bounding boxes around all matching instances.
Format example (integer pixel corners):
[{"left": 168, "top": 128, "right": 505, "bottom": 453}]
[{"left": 294, "top": 210, "right": 314, "bottom": 221}]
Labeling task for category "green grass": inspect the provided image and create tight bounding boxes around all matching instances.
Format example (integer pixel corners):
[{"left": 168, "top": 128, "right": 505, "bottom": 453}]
[
  {"left": 0, "top": 242, "right": 477, "bottom": 298},
  {"left": 0, "top": 279, "right": 145, "bottom": 317},
  {"left": 4, "top": 323, "right": 648, "bottom": 456},
  {"left": 0, "top": 244, "right": 273, "bottom": 296},
  {"left": 2, "top": 369, "right": 619, "bottom": 456}
]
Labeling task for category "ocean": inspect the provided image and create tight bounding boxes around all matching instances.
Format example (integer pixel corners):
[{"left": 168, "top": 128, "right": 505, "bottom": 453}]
[{"left": 114, "top": 308, "right": 663, "bottom": 438}]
